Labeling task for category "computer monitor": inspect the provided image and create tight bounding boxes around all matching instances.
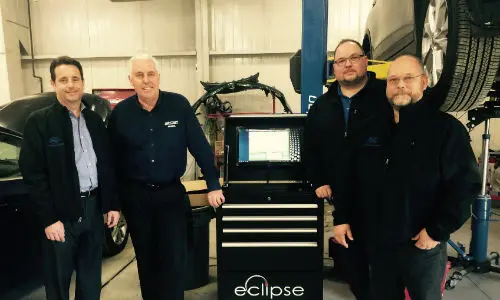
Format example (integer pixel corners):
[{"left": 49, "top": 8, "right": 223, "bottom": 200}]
[
  {"left": 224, "top": 115, "right": 306, "bottom": 182},
  {"left": 237, "top": 128, "right": 301, "bottom": 163}
]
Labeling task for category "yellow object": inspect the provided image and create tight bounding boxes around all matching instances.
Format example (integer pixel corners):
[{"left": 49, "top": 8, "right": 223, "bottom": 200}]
[
  {"left": 366, "top": 59, "right": 391, "bottom": 79},
  {"left": 326, "top": 58, "right": 391, "bottom": 85},
  {"left": 182, "top": 178, "right": 224, "bottom": 207}
]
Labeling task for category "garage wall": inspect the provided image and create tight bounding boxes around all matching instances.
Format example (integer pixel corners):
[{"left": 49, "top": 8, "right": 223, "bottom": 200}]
[
  {"left": 21, "top": 0, "right": 373, "bottom": 111},
  {"left": 0, "top": 5, "right": 8, "bottom": 105},
  {"left": 22, "top": 57, "right": 198, "bottom": 102},
  {"left": 0, "top": 0, "right": 30, "bottom": 104},
  {"left": 15, "top": 0, "right": 374, "bottom": 180},
  {"left": 21, "top": 0, "right": 199, "bottom": 102},
  {"left": 13, "top": 0, "right": 500, "bottom": 169},
  {"left": 209, "top": 0, "right": 373, "bottom": 114}
]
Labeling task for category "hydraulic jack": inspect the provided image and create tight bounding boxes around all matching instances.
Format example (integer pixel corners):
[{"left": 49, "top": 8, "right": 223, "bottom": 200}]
[{"left": 446, "top": 92, "right": 500, "bottom": 289}]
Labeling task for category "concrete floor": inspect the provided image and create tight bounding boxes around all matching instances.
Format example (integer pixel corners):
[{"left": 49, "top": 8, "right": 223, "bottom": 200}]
[{"left": 6, "top": 204, "right": 500, "bottom": 300}]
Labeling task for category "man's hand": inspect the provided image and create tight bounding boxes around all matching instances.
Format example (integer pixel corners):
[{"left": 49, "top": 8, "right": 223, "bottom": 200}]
[
  {"left": 315, "top": 185, "right": 332, "bottom": 199},
  {"left": 412, "top": 228, "right": 440, "bottom": 250},
  {"left": 105, "top": 211, "right": 121, "bottom": 228},
  {"left": 45, "top": 221, "right": 65, "bottom": 242},
  {"left": 333, "top": 224, "right": 354, "bottom": 248},
  {"left": 208, "top": 189, "right": 225, "bottom": 208}
]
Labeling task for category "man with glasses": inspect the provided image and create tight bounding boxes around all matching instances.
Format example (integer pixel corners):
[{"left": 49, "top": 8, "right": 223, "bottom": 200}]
[
  {"left": 340, "top": 54, "right": 481, "bottom": 299},
  {"left": 304, "top": 39, "right": 388, "bottom": 299}
]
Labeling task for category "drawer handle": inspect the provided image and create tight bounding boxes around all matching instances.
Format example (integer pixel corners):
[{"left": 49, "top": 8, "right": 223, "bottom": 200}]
[
  {"left": 222, "top": 216, "right": 317, "bottom": 221},
  {"left": 223, "top": 228, "right": 317, "bottom": 233},
  {"left": 223, "top": 204, "right": 318, "bottom": 209},
  {"left": 222, "top": 242, "right": 318, "bottom": 248}
]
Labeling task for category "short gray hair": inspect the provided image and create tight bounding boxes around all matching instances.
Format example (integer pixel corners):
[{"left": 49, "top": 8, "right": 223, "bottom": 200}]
[{"left": 128, "top": 53, "right": 160, "bottom": 75}]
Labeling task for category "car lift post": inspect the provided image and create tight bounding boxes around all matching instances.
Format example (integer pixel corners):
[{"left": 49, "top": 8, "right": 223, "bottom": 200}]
[
  {"left": 446, "top": 92, "right": 500, "bottom": 289},
  {"left": 300, "top": 0, "right": 328, "bottom": 113}
]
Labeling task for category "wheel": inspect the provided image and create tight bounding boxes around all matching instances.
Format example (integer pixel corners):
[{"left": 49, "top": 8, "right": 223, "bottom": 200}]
[
  {"left": 445, "top": 278, "right": 457, "bottom": 290},
  {"left": 418, "top": 0, "right": 500, "bottom": 111},
  {"left": 451, "top": 271, "right": 463, "bottom": 281},
  {"left": 363, "top": 34, "right": 374, "bottom": 59},
  {"left": 490, "top": 251, "right": 500, "bottom": 265},
  {"left": 102, "top": 213, "right": 129, "bottom": 257}
]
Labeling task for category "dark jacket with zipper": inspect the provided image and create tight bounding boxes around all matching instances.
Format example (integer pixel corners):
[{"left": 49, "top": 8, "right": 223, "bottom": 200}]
[
  {"left": 337, "top": 96, "right": 482, "bottom": 244},
  {"left": 304, "top": 72, "right": 388, "bottom": 202},
  {"left": 19, "top": 99, "right": 120, "bottom": 228}
]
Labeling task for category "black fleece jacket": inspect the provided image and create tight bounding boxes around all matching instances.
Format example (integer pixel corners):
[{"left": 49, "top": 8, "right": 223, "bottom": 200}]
[
  {"left": 19, "top": 100, "right": 120, "bottom": 228},
  {"left": 335, "top": 97, "right": 482, "bottom": 244},
  {"left": 304, "top": 72, "right": 388, "bottom": 196}
]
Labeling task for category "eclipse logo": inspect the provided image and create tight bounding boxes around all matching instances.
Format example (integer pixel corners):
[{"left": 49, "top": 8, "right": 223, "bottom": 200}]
[{"left": 234, "top": 275, "right": 305, "bottom": 299}]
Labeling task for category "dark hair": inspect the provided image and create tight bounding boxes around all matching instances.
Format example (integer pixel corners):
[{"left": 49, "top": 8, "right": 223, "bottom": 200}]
[
  {"left": 333, "top": 39, "right": 364, "bottom": 58},
  {"left": 50, "top": 56, "right": 84, "bottom": 81}
]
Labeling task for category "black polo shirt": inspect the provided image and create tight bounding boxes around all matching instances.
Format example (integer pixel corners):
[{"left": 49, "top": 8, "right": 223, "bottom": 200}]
[{"left": 108, "top": 90, "right": 220, "bottom": 191}]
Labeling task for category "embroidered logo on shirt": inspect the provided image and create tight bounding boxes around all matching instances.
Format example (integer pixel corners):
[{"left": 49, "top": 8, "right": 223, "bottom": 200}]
[
  {"left": 363, "top": 136, "right": 380, "bottom": 146},
  {"left": 164, "top": 120, "right": 179, "bottom": 128},
  {"left": 48, "top": 136, "right": 64, "bottom": 147}
]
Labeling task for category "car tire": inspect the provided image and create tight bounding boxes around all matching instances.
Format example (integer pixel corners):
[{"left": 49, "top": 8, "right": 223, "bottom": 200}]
[
  {"left": 418, "top": 0, "right": 500, "bottom": 111},
  {"left": 362, "top": 34, "right": 374, "bottom": 60},
  {"left": 102, "top": 213, "right": 129, "bottom": 257}
]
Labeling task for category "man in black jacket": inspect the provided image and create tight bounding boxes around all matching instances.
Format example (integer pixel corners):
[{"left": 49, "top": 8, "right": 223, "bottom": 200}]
[
  {"left": 336, "top": 55, "right": 481, "bottom": 300},
  {"left": 304, "top": 39, "right": 387, "bottom": 299},
  {"left": 19, "top": 56, "right": 121, "bottom": 300},
  {"left": 108, "top": 54, "right": 224, "bottom": 300}
]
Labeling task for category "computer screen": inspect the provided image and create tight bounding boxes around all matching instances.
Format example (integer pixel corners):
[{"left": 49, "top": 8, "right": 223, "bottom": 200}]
[{"left": 237, "top": 128, "right": 301, "bottom": 163}]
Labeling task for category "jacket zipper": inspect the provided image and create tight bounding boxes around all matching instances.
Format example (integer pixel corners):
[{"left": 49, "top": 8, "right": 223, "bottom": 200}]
[{"left": 344, "top": 108, "right": 359, "bottom": 138}]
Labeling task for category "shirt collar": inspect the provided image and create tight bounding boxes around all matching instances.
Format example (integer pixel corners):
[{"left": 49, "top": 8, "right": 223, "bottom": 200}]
[
  {"left": 337, "top": 73, "right": 371, "bottom": 99},
  {"left": 68, "top": 103, "right": 85, "bottom": 118},
  {"left": 134, "top": 90, "right": 162, "bottom": 112}
]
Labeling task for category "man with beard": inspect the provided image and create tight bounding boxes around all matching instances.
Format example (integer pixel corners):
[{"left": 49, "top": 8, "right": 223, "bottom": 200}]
[
  {"left": 341, "top": 55, "right": 481, "bottom": 299},
  {"left": 304, "top": 39, "right": 387, "bottom": 299}
]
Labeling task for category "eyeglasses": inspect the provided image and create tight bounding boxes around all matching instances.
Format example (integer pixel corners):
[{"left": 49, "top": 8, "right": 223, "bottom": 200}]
[
  {"left": 387, "top": 74, "right": 424, "bottom": 86},
  {"left": 334, "top": 54, "right": 365, "bottom": 67}
]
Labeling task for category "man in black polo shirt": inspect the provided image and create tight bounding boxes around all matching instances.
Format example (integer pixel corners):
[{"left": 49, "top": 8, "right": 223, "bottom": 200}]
[{"left": 108, "top": 53, "right": 224, "bottom": 300}]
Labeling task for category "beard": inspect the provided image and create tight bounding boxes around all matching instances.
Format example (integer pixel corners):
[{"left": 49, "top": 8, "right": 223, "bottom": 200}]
[
  {"left": 390, "top": 92, "right": 414, "bottom": 108},
  {"left": 338, "top": 71, "right": 367, "bottom": 87}
]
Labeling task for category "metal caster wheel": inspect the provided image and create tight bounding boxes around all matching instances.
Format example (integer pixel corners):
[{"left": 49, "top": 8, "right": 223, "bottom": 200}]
[
  {"left": 446, "top": 278, "right": 457, "bottom": 290},
  {"left": 490, "top": 252, "right": 500, "bottom": 265},
  {"left": 445, "top": 271, "right": 463, "bottom": 290}
]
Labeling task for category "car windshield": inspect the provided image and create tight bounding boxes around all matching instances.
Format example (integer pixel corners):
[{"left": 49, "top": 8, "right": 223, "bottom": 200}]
[{"left": 0, "top": 132, "right": 21, "bottom": 179}]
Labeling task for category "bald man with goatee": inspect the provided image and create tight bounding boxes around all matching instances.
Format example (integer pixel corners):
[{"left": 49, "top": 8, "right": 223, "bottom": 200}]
[{"left": 339, "top": 54, "right": 481, "bottom": 300}]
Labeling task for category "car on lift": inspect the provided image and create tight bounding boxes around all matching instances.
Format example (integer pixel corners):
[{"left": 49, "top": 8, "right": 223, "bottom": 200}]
[
  {"left": 0, "top": 92, "right": 129, "bottom": 294},
  {"left": 363, "top": 0, "right": 500, "bottom": 111}
]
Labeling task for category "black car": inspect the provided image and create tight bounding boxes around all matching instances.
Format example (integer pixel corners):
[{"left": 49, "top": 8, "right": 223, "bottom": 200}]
[
  {"left": 363, "top": 0, "right": 500, "bottom": 111},
  {"left": 0, "top": 92, "right": 129, "bottom": 293}
]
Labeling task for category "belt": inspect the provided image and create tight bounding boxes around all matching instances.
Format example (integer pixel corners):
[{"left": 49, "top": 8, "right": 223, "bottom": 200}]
[
  {"left": 138, "top": 180, "right": 180, "bottom": 190},
  {"left": 80, "top": 188, "right": 98, "bottom": 198}
]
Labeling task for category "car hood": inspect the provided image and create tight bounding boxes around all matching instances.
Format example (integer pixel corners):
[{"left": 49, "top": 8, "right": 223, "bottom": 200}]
[
  {"left": 0, "top": 92, "right": 111, "bottom": 136},
  {"left": 0, "top": 126, "right": 21, "bottom": 138}
]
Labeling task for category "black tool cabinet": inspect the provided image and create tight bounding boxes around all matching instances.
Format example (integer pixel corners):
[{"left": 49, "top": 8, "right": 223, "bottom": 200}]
[{"left": 216, "top": 115, "right": 323, "bottom": 300}]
